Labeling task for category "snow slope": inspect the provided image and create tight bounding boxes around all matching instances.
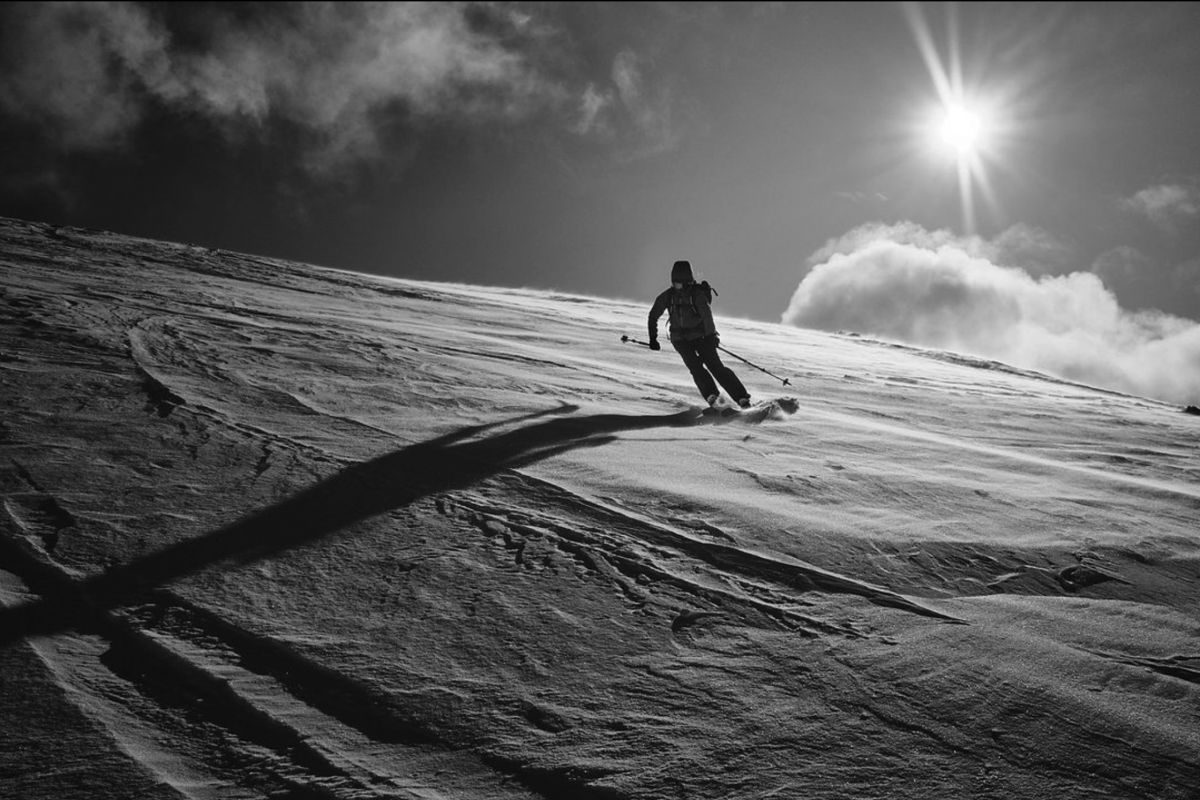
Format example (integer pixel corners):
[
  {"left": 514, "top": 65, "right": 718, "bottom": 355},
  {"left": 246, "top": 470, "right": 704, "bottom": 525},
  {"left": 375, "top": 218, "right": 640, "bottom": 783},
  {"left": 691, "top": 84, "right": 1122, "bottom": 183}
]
[{"left": 2, "top": 215, "right": 1199, "bottom": 799}]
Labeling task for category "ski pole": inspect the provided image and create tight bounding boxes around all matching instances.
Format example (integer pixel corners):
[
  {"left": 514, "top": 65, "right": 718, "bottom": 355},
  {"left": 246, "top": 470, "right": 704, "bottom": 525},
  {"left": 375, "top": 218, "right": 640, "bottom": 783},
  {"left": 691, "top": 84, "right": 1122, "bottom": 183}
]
[
  {"left": 717, "top": 344, "right": 791, "bottom": 386},
  {"left": 620, "top": 335, "right": 656, "bottom": 348}
]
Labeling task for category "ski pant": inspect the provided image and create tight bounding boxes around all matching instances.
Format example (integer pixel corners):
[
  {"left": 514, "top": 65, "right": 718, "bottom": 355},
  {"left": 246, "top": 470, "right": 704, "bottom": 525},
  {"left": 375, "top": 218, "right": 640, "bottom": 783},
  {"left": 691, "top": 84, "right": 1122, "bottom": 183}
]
[{"left": 672, "top": 337, "right": 748, "bottom": 402}]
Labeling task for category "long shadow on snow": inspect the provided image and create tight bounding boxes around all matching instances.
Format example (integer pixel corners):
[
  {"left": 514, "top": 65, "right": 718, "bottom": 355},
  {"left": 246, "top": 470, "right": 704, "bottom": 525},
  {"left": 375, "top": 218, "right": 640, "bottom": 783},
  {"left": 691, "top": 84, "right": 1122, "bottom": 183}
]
[
  {"left": 1, "top": 401, "right": 958, "bottom": 645},
  {"left": 0, "top": 403, "right": 755, "bottom": 645}
]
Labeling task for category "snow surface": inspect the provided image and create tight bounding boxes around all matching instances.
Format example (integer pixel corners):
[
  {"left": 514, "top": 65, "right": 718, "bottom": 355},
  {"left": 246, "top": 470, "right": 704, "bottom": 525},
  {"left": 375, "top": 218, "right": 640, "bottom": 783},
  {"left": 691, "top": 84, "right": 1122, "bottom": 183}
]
[{"left": 2, "top": 215, "right": 1199, "bottom": 799}]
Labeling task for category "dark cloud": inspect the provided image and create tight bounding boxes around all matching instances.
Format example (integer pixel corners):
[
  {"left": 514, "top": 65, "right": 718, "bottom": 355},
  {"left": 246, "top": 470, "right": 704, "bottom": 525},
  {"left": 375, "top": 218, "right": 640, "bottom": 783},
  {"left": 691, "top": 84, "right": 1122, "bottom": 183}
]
[
  {"left": 0, "top": 2, "right": 166, "bottom": 150},
  {"left": 0, "top": 1, "right": 703, "bottom": 175}
]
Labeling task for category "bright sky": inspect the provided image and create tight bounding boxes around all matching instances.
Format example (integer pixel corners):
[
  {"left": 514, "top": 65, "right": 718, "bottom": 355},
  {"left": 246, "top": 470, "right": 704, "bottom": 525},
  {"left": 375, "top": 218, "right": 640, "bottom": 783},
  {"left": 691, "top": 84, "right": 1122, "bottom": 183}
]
[{"left": 2, "top": 2, "right": 1199, "bottom": 392}]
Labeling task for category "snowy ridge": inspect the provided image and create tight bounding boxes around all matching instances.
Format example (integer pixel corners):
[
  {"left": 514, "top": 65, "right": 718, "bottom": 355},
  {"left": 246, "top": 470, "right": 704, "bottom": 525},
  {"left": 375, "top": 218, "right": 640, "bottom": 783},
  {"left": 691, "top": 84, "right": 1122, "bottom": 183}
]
[{"left": 2, "top": 216, "right": 1200, "bottom": 799}]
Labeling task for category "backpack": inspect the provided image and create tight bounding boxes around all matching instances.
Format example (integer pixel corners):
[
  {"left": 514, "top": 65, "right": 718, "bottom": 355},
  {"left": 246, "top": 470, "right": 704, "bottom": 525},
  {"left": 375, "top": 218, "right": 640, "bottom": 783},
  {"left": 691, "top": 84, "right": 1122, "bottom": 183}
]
[{"left": 669, "top": 281, "right": 718, "bottom": 335}]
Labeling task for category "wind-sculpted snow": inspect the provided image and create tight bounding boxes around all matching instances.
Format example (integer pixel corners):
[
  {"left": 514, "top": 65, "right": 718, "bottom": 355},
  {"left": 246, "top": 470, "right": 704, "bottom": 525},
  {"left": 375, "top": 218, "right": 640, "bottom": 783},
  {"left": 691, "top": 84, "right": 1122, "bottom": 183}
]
[{"left": 2, "top": 216, "right": 1200, "bottom": 799}]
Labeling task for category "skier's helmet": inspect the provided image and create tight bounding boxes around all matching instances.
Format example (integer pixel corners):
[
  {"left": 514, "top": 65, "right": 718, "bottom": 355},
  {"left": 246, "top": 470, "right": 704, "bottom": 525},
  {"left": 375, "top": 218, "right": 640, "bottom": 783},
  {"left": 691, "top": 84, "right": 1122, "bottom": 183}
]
[{"left": 671, "top": 260, "right": 693, "bottom": 283}]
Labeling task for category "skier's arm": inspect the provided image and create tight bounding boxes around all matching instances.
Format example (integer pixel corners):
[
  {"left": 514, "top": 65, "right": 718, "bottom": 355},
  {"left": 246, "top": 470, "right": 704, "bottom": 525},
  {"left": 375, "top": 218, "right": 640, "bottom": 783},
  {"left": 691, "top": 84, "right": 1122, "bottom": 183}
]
[{"left": 648, "top": 291, "right": 669, "bottom": 342}]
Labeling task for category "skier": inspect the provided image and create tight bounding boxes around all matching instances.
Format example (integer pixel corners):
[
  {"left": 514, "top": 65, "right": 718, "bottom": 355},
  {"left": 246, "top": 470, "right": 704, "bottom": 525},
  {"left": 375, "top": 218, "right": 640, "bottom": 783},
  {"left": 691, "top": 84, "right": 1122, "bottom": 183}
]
[{"left": 648, "top": 259, "right": 751, "bottom": 408}]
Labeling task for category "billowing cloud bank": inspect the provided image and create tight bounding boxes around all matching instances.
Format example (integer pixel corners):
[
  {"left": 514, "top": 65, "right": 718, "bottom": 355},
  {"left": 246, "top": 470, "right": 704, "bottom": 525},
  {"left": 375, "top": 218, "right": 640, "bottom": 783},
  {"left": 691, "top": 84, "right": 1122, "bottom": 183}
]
[{"left": 782, "top": 224, "right": 1200, "bottom": 406}]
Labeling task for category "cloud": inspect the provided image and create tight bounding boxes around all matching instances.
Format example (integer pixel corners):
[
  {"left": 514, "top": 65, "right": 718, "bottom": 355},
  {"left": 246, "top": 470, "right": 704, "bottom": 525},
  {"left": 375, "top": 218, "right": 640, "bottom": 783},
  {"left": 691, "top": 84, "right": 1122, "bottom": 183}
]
[
  {"left": 987, "top": 223, "right": 1080, "bottom": 276},
  {"left": 0, "top": 2, "right": 697, "bottom": 173},
  {"left": 803, "top": 221, "right": 984, "bottom": 266},
  {"left": 0, "top": 2, "right": 164, "bottom": 150},
  {"left": 1090, "top": 245, "right": 1153, "bottom": 298},
  {"left": 568, "top": 49, "right": 683, "bottom": 161},
  {"left": 835, "top": 191, "right": 889, "bottom": 205},
  {"left": 782, "top": 223, "right": 1200, "bottom": 405},
  {"left": 1119, "top": 183, "right": 1200, "bottom": 235},
  {"left": 571, "top": 83, "right": 615, "bottom": 139},
  {"left": 804, "top": 221, "right": 1079, "bottom": 276},
  {"left": 1088, "top": 245, "right": 1200, "bottom": 321},
  {"left": 610, "top": 50, "right": 680, "bottom": 158},
  {"left": 0, "top": 2, "right": 577, "bottom": 171}
]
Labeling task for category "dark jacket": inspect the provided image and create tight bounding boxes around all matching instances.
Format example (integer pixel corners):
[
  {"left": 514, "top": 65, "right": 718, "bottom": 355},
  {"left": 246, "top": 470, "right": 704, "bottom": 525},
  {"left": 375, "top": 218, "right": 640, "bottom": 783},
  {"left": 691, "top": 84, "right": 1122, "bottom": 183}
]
[{"left": 648, "top": 280, "right": 718, "bottom": 344}]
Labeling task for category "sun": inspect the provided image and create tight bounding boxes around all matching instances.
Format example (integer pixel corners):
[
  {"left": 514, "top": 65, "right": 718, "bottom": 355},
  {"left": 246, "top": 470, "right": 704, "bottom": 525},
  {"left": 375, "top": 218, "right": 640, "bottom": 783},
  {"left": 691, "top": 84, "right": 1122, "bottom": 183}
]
[
  {"left": 924, "top": 97, "right": 994, "bottom": 164},
  {"left": 916, "top": 96, "right": 996, "bottom": 236},
  {"left": 902, "top": 2, "right": 1017, "bottom": 235},
  {"left": 936, "top": 101, "right": 986, "bottom": 158}
]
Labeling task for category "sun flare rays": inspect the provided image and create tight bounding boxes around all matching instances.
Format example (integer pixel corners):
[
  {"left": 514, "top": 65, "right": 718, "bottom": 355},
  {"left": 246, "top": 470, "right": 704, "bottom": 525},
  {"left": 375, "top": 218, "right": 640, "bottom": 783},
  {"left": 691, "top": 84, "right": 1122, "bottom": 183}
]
[{"left": 902, "top": 1, "right": 1006, "bottom": 236}]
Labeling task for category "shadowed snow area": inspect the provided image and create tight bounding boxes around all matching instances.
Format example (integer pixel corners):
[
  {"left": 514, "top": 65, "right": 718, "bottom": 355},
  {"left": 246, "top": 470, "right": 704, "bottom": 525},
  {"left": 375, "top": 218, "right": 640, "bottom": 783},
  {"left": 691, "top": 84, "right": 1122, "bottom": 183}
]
[{"left": 2, "top": 215, "right": 1199, "bottom": 799}]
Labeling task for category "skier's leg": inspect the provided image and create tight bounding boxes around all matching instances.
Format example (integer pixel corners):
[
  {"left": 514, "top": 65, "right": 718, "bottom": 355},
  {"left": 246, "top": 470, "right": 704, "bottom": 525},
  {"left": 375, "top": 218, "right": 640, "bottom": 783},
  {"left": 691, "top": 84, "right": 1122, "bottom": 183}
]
[
  {"left": 697, "top": 342, "right": 749, "bottom": 402},
  {"left": 673, "top": 340, "right": 718, "bottom": 400}
]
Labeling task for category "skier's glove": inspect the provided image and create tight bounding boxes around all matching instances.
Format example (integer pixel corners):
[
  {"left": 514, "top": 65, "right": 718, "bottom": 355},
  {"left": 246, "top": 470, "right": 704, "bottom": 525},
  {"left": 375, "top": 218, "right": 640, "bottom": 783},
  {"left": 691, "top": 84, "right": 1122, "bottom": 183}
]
[
  {"left": 649, "top": 339, "right": 661, "bottom": 351},
  {"left": 706, "top": 333, "right": 720, "bottom": 347}
]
